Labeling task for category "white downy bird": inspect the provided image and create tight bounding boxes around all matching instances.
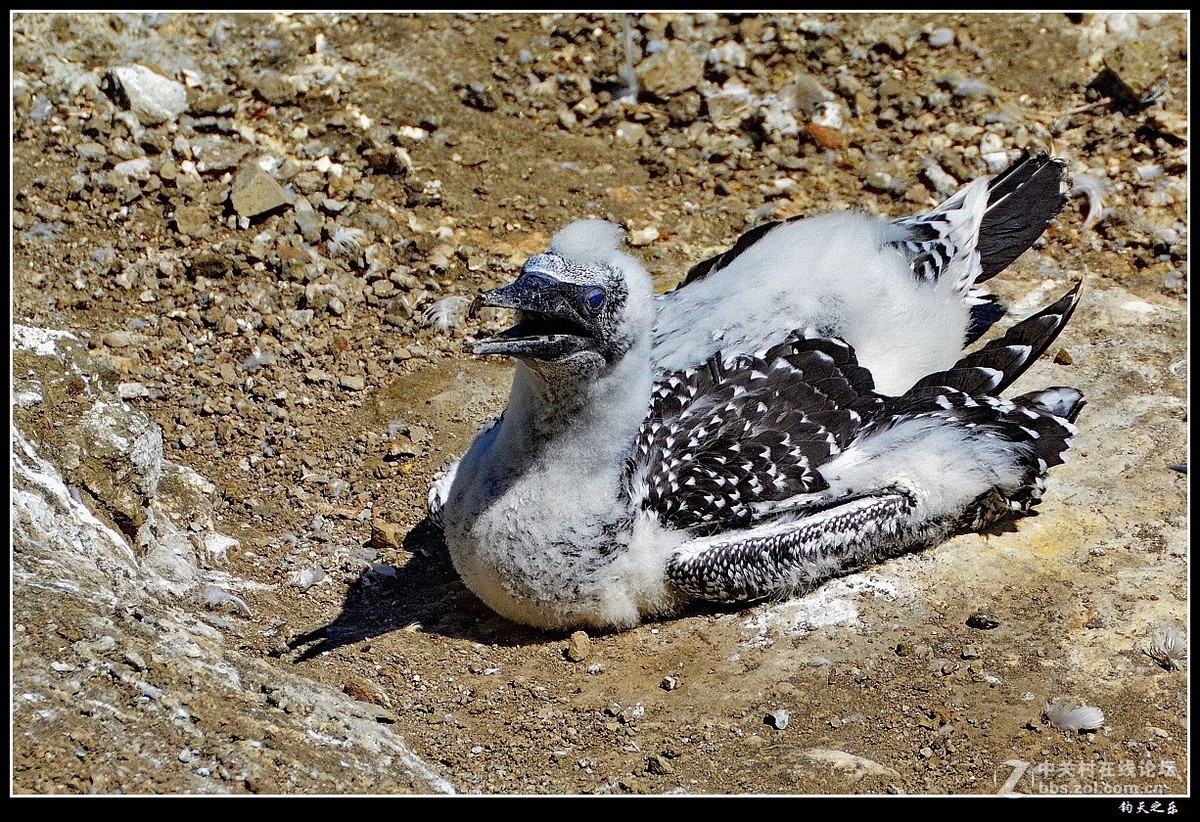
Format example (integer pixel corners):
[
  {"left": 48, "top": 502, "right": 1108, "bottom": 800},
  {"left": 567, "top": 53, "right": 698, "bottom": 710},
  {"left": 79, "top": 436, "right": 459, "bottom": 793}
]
[{"left": 430, "top": 151, "right": 1084, "bottom": 631}]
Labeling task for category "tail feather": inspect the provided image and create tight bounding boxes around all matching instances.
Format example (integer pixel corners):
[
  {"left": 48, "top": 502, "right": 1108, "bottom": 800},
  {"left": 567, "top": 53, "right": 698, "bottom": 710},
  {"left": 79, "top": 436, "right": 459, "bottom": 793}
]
[{"left": 976, "top": 151, "right": 1069, "bottom": 282}]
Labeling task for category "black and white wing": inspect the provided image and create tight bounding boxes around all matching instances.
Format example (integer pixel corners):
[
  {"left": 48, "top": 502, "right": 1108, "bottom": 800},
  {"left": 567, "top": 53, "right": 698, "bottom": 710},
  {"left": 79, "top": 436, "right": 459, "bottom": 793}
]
[
  {"left": 897, "top": 282, "right": 1081, "bottom": 405},
  {"left": 888, "top": 150, "right": 1068, "bottom": 289},
  {"left": 876, "top": 282, "right": 1084, "bottom": 524},
  {"left": 662, "top": 284, "right": 1084, "bottom": 605},
  {"left": 888, "top": 151, "right": 1069, "bottom": 343},
  {"left": 626, "top": 334, "right": 883, "bottom": 533},
  {"left": 677, "top": 152, "right": 1066, "bottom": 297}
]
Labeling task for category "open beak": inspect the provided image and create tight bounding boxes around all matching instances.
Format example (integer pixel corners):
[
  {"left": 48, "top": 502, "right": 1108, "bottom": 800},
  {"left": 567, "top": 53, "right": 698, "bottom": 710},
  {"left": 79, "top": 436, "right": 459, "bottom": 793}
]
[{"left": 468, "top": 273, "right": 597, "bottom": 361}]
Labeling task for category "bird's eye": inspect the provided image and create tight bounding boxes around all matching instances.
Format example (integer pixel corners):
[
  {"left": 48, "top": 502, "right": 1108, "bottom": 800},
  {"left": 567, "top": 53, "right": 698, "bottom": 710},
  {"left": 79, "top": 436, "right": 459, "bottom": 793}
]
[{"left": 583, "top": 288, "right": 606, "bottom": 313}]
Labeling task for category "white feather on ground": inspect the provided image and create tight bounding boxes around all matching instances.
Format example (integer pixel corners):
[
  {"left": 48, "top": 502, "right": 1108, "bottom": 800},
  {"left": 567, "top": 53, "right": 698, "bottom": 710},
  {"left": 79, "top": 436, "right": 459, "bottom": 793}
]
[
  {"left": 1070, "top": 173, "right": 1109, "bottom": 230},
  {"left": 1146, "top": 625, "right": 1186, "bottom": 671},
  {"left": 422, "top": 295, "right": 472, "bottom": 332},
  {"left": 326, "top": 226, "right": 366, "bottom": 258},
  {"left": 1044, "top": 698, "right": 1105, "bottom": 732}
]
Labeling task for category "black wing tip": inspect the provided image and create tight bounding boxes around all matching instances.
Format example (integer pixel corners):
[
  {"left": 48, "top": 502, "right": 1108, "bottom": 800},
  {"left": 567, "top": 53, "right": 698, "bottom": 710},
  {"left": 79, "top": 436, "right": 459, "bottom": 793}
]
[
  {"left": 1048, "top": 279, "right": 1084, "bottom": 327},
  {"left": 987, "top": 281, "right": 1083, "bottom": 393},
  {"left": 976, "top": 150, "right": 1069, "bottom": 282},
  {"left": 911, "top": 281, "right": 1083, "bottom": 399}
]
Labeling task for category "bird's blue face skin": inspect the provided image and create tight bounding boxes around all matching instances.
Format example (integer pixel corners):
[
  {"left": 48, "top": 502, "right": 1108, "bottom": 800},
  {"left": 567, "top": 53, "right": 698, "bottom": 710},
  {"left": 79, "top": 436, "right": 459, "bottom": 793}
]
[{"left": 469, "top": 254, "right": 627, "bottom": 365}]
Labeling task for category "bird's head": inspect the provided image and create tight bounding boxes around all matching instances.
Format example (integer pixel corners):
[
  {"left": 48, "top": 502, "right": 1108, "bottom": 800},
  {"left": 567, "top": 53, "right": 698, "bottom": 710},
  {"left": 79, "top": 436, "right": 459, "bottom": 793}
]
[{"left": 469, "top": 219, "right": 654, "bottom": 375}]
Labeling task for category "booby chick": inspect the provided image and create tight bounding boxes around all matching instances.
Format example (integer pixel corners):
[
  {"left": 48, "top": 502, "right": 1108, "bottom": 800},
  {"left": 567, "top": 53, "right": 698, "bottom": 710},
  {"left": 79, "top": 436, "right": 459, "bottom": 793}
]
[{"left": 433, "top": 152, "right": 1084, "bottom": 631}]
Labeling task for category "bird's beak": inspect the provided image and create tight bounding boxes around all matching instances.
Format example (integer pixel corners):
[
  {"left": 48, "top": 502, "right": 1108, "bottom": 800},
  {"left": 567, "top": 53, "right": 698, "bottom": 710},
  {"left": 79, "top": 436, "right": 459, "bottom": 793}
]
[
  {"left": 468, "top": 274, "right": 560, "bottom": 319},
  {"left": 469, "top": 273, "right": 597, "bottom": 361}
]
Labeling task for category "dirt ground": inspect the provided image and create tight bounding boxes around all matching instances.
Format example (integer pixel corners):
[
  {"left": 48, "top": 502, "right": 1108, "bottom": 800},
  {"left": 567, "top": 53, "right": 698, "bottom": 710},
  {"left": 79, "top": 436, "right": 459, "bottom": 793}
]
[{"left": 10, "top": 12, "right": 1189, "bottom": 796}]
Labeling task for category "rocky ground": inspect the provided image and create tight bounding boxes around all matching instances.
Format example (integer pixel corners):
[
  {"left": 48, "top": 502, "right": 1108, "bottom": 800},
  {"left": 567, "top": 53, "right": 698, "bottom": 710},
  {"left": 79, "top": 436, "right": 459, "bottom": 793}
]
[{"left": 11, "top": 12, "right": 1189, "bottom": 796}]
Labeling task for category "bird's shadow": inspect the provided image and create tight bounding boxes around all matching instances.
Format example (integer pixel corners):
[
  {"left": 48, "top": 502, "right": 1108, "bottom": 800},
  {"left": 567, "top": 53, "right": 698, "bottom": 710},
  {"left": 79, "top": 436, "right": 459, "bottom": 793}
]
[
  {"left": 287, "top": 517, "right": 558, "bottom": 661},
  {"left": 286, "top": 509, "right": 1037, "bottom": 662}
]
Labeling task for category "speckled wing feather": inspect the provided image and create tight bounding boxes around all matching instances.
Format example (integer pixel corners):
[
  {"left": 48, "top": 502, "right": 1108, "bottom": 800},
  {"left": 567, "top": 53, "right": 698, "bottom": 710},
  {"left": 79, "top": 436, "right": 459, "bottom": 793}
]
[
  {"left": 888, "top": 200, "right": 972, "bottom": 287},
  {"left": 627, "top": 334, "right": 882, "bottom": 532},
  {"left": 664, "top": 372, "right": 1085, "bottom": 605}
]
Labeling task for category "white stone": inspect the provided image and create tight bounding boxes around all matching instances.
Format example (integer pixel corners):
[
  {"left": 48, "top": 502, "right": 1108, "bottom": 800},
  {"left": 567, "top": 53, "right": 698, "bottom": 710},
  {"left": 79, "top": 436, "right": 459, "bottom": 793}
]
[
  {"left": 705, "top": 78, "right": 753, "bottom": 131},
  {"left": 628, "top": 226, "right": 659, "bottom": 247},
  {"left": 111, "top": 65, "right": 188, "bottom": 125},
  {"left": 928, "top": 28, "right": 955, "bottom": 48}
]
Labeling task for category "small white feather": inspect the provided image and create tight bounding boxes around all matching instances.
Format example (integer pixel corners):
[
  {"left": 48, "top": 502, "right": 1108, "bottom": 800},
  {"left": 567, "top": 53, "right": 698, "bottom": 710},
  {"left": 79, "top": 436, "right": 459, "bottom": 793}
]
[
  {"left": 1070, "top": 173, "right": 1108, "bottom": 230},
  {"left": 1044, "top": 698, "right": 1105, "bottom": 732},
  {"left": 1146, "top": 625, "right": 1186, "bottom": 671},
  {"left": 422, "top": 295, "right": 472, "bottom": 332},
  {"left": 327, "top": 226, "right": 366, "bottom": 258}
]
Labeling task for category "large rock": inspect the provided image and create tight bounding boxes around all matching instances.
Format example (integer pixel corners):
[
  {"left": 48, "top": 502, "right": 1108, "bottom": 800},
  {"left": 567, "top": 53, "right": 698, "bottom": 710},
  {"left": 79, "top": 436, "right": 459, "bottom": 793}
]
[
  {"left": 11, "top": 325, "right": 456, "bottom": 794},
  {"left": 109, "top": 64, "right": 188, "bottom": 125},
  {"left": 230, "top": 163, "right": 290, "bottom": 218},
  {"left": 635, "top": 41, "right": 705, "bottom": 99}
]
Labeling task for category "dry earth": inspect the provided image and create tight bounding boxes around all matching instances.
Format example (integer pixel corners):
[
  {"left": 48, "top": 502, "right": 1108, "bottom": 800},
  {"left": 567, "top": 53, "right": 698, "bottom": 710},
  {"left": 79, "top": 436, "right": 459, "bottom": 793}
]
[{"left": 11, "top": 12, "right": 1189, "bottom": 796}]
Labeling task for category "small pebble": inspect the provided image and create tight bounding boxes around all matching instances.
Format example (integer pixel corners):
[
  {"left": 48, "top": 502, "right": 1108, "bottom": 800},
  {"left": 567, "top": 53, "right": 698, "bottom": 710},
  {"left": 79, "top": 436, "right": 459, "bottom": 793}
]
[
  {"left": 928, "top": 28, "right": 955, "bottom": 48},
  {"left": 645, "top": 754, "right": 674, "bottom": 775},
  {"left": 566, "top": 630, "right": 591, "bottom": 662},
  {"left": 370, "top": 519, "right": 404, "bottom": 551},
  {"left": 967, "top": 612, "right": 1001, "bottom": 630},
  {"left": 765, "top": 709, "right": 789, "bottom": 730}
]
